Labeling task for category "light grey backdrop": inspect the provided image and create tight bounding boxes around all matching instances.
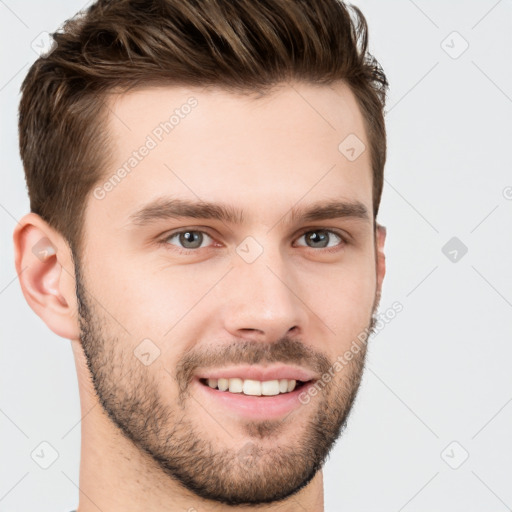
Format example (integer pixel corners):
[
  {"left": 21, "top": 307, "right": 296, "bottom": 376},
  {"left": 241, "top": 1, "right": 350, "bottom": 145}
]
[{"left": 1, "top": 1, "right": 511, "bottom": 511}]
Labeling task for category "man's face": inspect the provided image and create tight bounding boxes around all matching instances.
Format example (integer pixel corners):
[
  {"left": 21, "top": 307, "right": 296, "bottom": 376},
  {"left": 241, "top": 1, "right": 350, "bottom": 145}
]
[{"left": 75, "top": 81, "right": 383, "bottom": 505}]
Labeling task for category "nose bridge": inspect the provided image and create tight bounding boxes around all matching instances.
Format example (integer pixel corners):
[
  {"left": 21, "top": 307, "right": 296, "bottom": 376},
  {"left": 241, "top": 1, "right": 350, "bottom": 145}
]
[{"left": 220, "top": 237, "right": 308, "bottom": 338}]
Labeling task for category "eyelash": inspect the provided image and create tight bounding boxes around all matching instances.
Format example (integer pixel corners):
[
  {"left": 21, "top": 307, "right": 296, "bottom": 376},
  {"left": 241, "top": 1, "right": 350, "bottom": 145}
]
[{"left": 157, "top": 228, "right": 349, "bottom": 255}]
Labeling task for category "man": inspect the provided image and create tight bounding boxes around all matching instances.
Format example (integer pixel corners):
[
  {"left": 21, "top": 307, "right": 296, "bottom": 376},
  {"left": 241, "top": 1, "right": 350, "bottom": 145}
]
[{"left": 13, "top": 0, "right": 388, "bottom": 510}]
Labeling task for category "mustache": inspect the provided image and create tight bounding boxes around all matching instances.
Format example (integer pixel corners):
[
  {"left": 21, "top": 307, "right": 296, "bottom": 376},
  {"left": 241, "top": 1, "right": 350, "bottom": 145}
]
[{"left": 175, "top": 337, "right": 333, "bottom": 391}]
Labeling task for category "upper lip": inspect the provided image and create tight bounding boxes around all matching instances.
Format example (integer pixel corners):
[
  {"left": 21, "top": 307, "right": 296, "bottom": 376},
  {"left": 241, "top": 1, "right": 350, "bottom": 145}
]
[{"left": 195, "top": 364, "right": 317, "bottom": 382}]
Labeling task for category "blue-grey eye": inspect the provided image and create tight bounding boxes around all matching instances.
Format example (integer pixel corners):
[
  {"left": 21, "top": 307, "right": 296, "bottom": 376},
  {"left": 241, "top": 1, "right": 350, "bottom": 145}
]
[
  {"left": 296, "top": 230, "right": 342, "bottom": 249},
  {"left": 166, "top": 230, "right": 213, "bottom": 249}
]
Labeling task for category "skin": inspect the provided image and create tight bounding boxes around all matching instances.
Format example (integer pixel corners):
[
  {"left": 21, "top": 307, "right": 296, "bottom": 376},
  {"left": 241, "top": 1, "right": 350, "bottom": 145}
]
[{"left": 13, "top": 80, "right": 386, "bottom": 511}]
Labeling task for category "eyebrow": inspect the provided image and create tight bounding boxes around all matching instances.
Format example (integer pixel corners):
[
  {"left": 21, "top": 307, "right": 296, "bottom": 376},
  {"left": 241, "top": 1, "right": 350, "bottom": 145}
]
[{"left": 128, "top": 197, "right": 371, "bottom": 227}]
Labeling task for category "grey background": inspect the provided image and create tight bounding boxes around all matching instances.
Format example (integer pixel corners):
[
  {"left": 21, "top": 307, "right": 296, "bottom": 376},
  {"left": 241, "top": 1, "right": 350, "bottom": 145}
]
[{"left": 1, "top": 1, "right": 511, "bottom": 511}]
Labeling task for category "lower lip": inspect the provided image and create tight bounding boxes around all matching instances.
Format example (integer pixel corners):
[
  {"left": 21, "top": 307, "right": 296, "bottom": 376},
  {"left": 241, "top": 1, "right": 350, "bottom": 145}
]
[{"left": 194, "top": 379, "right": 313, "bottom": 420}]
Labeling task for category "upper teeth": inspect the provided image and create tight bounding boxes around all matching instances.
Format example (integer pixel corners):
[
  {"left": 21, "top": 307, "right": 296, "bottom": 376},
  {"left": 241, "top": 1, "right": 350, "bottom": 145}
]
[{"left": 207, "top": 378, "right": 297, "bottom": 396}]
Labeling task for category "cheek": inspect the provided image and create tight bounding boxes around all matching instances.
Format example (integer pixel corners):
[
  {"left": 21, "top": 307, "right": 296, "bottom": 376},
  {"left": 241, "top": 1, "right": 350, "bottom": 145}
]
[
  {"left": 83, "top": 255, "right": 170, "bottom": 336},
  {"left": 302, "top": 258, "right": 376, "bottom": 348},
  {"left": 89, "top": 256, "right": 223, "bottom": 345}
]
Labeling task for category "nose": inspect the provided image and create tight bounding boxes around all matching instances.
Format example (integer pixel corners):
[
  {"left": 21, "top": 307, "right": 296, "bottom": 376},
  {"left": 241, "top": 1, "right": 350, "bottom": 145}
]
[{"left": 219, "top": 247, "right": 309, "bottom": 342}]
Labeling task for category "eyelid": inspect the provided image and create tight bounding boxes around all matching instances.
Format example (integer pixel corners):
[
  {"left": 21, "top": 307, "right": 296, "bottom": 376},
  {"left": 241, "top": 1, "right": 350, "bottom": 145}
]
[{"left": 294, "top": 226, "right": 348, "bottom": 242}]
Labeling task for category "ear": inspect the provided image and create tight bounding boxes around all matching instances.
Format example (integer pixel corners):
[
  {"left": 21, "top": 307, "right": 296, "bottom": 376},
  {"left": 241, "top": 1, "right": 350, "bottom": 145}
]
[
  {"left": 13, "top": 213, "right": 80, "bottom": 340},
  {"left": 374, "top": 222, "right": 387, "bottom": 306}
]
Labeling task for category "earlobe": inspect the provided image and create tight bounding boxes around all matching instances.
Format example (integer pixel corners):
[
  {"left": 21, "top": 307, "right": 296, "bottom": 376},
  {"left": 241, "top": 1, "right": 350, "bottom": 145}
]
[{"left": 13, "top": 213, "right": 80, "bottom": 341}]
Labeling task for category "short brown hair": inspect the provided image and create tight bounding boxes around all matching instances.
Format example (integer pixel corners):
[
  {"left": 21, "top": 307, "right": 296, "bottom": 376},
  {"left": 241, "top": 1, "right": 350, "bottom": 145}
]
[{"left": 18, "top": 0, "right": 388, "bottom": 258}]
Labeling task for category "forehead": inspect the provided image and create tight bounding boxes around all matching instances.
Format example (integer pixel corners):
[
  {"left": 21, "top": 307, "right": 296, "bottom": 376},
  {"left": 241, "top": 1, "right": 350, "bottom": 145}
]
[{"left": 88, "top": 81, "right": 372, "bottom": 232}]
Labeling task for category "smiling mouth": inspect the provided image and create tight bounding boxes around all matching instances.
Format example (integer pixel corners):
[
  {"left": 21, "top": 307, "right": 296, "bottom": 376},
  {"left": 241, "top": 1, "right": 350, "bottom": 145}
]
[{"left": 199, "top": 377, "right": 311, "bottom": 397}]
